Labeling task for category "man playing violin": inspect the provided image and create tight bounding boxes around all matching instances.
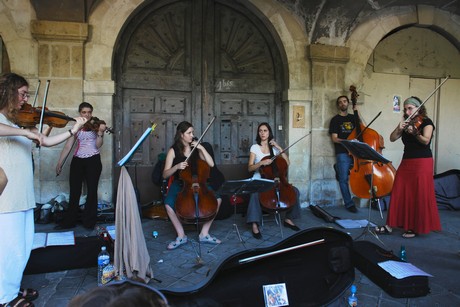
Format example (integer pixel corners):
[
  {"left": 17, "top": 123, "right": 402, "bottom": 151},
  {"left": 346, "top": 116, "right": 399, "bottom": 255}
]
[
  {"left": 328, "top": 95, "right": 358, "bottom": 213},
  {"left": 55, "top": 102, "right": 106, "bottom": 230}
]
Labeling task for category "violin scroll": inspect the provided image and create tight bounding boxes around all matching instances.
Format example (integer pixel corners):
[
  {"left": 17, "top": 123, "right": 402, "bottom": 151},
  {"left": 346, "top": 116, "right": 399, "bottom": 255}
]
[{"left": 349, "top": 85, "right": 359, "bottom": 107}]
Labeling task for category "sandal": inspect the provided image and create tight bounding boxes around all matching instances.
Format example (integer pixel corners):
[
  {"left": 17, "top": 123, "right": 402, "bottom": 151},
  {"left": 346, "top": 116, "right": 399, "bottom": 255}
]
[
  {"left": 19, "top": 288, "right": 39, "bottom": 301},
  {"left": 167, "top": 236, "right": 187, "bottom": 250},
  {"left": 375, "top": 225, "right": 392, "bottom": 235},
  {"left": 402, "top": 230, "right": 416, "bottom": 238},
  {"left": 1, "top": 296, "right": 34, "bottom": 307},
  {"left": 199, "top": 234, "right": 221, "bottom": 244}
]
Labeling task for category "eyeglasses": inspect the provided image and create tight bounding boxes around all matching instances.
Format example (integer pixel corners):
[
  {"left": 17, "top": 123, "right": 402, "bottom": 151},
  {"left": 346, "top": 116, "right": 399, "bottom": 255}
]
[{"left": 18, "top": 92, "right": 30, "bottom": 99}]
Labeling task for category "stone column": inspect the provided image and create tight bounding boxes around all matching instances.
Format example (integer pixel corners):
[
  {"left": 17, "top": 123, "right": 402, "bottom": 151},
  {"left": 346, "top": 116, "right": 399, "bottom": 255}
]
[
  {"left": 30, "top": 20, "right": 89, "bottom": 202},
  {"left": 308, "top": 44, "right": 350, "bottom": 206}
]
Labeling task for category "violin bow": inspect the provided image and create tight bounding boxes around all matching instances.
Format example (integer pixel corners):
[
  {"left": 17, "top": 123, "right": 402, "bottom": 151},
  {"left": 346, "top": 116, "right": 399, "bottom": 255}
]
[
  {"left": 31, "top": 80, "right": 40, "bottom": 108},
  {"left": 37, "top": 80, "right": 51, "bottom": 134},
  {"left": 272, "top": 131, "right": 312, "bottom": 160},
  {"left": 184, "top": 116, "right": 216, "bottom": 163},
  {"left": 56, "top": 135, "right": 78, "bottom": 177},
  {"left": 404, "top": 75, "right": 450, "bottom": 123}
]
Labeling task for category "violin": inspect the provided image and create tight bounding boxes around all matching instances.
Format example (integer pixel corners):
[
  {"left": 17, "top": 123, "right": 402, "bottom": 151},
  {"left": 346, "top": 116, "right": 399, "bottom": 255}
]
[
  {"left": 404, "top": 114, "right": 424, "bottom": 135},
  {"left": 347, "top": 86, "right": 396, "bottom": 199},
  {"left": 16, "top": 102, "right": 75, "bottom": 129},
  {"left": 83, "top": 117, "right": 114, "bottom": 134}
]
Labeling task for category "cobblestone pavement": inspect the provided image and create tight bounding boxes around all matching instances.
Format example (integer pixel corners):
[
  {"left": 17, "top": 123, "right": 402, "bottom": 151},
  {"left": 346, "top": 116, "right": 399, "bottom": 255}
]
[{"left": 23, "top": 205, "right": 460, "bottom": 306}]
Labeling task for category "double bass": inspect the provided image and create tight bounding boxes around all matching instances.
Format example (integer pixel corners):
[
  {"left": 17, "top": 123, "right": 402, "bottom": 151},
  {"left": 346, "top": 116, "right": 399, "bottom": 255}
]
[{"left": 347, "top": 86, "right": 396, "bottom": 199}]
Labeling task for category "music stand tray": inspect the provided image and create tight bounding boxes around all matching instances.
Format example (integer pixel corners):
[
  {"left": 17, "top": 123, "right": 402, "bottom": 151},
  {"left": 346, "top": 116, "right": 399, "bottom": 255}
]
[
  {"left": 340, "top": 140, "right": 391, "bottom": 245},
  {"left": 218, "top": 178, "right": 275, "bottom": 245}
]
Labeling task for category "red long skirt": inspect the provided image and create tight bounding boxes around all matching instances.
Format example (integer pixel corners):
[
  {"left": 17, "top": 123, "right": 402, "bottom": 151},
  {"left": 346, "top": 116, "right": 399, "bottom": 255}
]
[{"left": 387, "top": 157, "right": 441, "bottom": 234}]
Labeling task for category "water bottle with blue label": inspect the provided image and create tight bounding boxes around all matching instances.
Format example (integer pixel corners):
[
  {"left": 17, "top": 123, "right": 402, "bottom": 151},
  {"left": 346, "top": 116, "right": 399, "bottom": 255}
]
[{"left": 97, "top": 246, "right": 110, "bottom": 286}]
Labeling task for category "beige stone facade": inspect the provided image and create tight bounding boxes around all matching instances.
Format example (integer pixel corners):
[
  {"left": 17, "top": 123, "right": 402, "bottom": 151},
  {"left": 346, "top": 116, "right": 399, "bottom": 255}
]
[{"left": 1, "top": 0, "right": 459, "bottom": 207}]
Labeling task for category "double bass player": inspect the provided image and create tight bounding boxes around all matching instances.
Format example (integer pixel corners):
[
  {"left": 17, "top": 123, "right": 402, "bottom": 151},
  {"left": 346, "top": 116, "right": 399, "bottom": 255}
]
[{"left": 328, "top": 95, "right": 359, "bottom": 213}]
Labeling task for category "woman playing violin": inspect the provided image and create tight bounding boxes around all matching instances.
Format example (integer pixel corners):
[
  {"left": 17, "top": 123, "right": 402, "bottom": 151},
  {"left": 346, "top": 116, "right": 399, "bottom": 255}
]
[
  {"left": 162, "top": 121, "right": 221, "bottom": 250},
  {"left": 55, "top": 102, "right": 106, "bottom": 230},
  {"left": 376, "top": 97, "right": 441, "bottom": 238},
  {"left": 0, "top": 73, "right": 86, "bottom": 307},
  {"left": 247, "top": 122, "right": 301, "bottom": 239}
]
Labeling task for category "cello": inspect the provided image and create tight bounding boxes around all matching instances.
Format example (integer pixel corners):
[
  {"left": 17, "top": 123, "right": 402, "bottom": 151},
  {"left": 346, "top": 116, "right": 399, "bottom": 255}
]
[
  {"left": 259, "top": 132, "right": 311, "bottom": 211},
  {"left": 175, "top": 118, "right": 218, "bottom": 224},
  {"left": 347, "top": 86, "right": 396, "bottom": 199}
]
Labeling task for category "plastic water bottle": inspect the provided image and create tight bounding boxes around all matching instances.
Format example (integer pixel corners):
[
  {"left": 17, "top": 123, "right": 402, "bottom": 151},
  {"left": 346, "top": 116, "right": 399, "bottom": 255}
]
[
  {"left": 97, "top": 246, "right": 110, "bottom": 286},
  {"left": 399, "top": 245, "right": 407, "bottom": 261},
  {"left": 347, "top": 284, "right": 358, "bottom": 306}
]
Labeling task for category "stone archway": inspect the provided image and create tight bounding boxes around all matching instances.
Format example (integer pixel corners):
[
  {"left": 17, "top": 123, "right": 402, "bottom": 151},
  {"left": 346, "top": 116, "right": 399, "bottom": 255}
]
[{"left": 112, "top": 0, "right": 287, "bottom": 204}]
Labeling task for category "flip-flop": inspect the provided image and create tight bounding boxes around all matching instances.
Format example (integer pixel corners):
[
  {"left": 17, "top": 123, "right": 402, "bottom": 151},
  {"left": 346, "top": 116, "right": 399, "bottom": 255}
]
[
  {"left": 402, "top": 231, "right": 416, "bottom": 238},
  {"left": 375, "top": 225, "right": 392, "bottom": 234},
  {"left": 167, "top": 236, "right": 187, "bottom": 250},
  {"left": 19, "top": 288, "right": 39, "bottom": 301},
  {"left": 1, "top": 296, "right": 34, "bottom": 307},
  {"left": 199, "top": 234, "right": 221, "bottom": 244}
]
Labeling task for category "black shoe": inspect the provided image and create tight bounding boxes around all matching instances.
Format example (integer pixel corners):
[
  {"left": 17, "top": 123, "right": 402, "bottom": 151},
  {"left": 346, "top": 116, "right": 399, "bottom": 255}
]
[
  {"left": 251, "top": 226, "right": 262, "bottom": 239},
  {"left": 346, "top": 205, "right": 358, "bottom": 213},
  {"left": 283, "top": 221, "right": 300, "bottom": 231}
]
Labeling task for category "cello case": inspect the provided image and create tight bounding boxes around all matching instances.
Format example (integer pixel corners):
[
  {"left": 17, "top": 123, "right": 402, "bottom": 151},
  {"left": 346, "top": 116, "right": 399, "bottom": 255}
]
[{"left": 161, "top": 227, "right": 354, "bottom": 306}]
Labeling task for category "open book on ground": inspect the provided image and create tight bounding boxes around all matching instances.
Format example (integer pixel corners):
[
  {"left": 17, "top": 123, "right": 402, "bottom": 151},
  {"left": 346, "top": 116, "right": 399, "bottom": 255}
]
[{"left": 32, "top": 231, "right": 75, "bottom": 250}]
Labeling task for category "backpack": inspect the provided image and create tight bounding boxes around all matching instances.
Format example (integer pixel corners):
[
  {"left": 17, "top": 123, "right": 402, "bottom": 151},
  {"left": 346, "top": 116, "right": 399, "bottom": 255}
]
[{"left": 151, "top": 153, "right": 166, "bottom": 187}]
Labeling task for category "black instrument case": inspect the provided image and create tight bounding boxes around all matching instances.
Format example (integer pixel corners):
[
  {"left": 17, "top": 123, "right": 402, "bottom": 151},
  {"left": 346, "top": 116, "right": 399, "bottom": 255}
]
[{"left": 353, "top": 240, "right": 430, "bottom": 298}]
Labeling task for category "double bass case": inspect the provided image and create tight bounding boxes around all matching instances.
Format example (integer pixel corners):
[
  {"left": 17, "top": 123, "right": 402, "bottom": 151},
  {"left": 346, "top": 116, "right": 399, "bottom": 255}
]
[
  {"left": 161, "top": 227, "right": 354, "bottom": 306},
  {"left": 352, "top": 240, "right": 430, "bottom": 298}
]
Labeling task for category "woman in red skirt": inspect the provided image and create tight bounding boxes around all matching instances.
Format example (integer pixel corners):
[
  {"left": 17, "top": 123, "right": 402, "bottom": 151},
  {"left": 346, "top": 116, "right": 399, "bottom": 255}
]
[{"left": 376, "top": 96, "right": 441, "bottom": 238}]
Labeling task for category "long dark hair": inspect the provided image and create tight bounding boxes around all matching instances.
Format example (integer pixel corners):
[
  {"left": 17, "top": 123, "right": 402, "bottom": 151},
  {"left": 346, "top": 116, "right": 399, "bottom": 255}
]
[
  {"left": 0, "top": 73, "right": 28, "bottom": 121},
  {"left": 173, "top": 121, "right": 193, "bottom": 157},
  {"left": 256, "top": 122, "right": 274, "bottom": 145}
]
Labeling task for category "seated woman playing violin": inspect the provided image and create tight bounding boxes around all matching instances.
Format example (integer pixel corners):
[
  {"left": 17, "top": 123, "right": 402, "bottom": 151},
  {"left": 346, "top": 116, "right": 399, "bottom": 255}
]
[
  {"left": 247, "top": 122, "right": 301, "bottom": 239},
  {"left": 162, "top": 121, "right": 222, "bottom": 250},
  {"left": 55, "top": 102, "right": 107, "bottom": 230}
]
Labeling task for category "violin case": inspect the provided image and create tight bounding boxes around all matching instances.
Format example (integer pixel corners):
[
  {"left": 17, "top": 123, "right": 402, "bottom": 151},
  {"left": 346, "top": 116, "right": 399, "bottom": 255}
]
[
  {"left": 161, "top": 227, "right": 354, "bottom": 306},
  {"left": 24, "top": 236, "right": 105, "bottom": 275},
  {"left": 352, "top": 240, "right": 430, "bottom": 298}
]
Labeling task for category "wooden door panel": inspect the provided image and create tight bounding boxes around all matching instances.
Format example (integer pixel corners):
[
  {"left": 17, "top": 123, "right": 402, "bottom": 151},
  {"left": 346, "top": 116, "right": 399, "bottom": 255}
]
[{"left": 115, "top": 0, "right": 283, "bottom": 203}]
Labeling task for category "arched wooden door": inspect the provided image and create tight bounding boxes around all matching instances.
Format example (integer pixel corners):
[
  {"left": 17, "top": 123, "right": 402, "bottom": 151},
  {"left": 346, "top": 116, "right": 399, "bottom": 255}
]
[{"left": 113, "top": 0, "right": 285, "bottom": 204}]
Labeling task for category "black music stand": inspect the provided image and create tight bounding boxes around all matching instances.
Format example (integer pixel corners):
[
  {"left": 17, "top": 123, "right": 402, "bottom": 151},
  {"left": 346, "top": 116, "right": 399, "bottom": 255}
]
[
  {"left": 340, "top": 140, "right": 391, "bottom": 245},
  {"left": 218, "top": 178, "right": 275, "bottom": 246}
]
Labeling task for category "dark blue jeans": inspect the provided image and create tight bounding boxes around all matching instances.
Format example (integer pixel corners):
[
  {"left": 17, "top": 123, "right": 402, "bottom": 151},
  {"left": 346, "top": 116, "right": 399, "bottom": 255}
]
[{"left": 336, "top": 153, "right": 354, "bottom": 208}]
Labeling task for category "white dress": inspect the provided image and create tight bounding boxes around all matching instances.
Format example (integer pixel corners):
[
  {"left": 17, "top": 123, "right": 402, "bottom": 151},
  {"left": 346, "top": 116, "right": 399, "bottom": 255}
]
[{"left": 0, "top": 113, "right": 35, "bottom": 304}]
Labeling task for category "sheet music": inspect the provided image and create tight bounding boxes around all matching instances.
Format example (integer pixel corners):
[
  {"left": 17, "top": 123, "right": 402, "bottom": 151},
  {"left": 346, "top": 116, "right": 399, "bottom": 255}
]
[
  {"left": 106, "top": 225, "right": 116, "bottom": 241},
  {"left": 32, "top": 231, "right": 75, "bottom": 249},
  {"left": 46, "top": 231, "right": 75, "bottom": 246},
  {"left": 378, "top": 260, "right": 433, "bottom": 279},
  {"left": 335, "top": 219, "right": 376, "bottom": 229},
  {"left": 32, "top": 233, "right": 47, "bottom": 250},
  {"left": 118, "top": 124, "right": 156, "bottom": 166}
]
